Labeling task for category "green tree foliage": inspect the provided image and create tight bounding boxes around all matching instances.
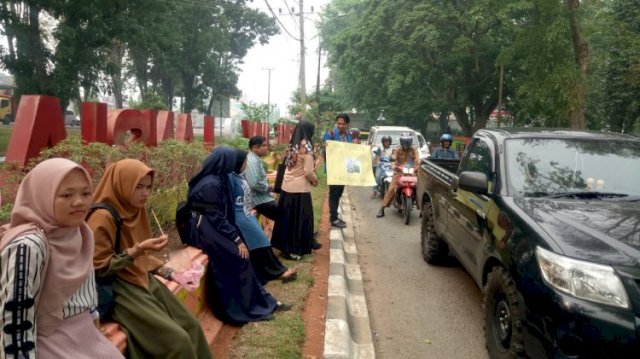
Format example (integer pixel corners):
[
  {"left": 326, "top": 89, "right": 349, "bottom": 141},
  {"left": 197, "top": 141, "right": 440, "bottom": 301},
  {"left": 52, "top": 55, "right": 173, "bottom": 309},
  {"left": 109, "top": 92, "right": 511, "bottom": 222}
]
[
  {"left": 321, "top": 0, "right": 640, "bottom": 134},
  {"left": 0, "top": 0, "right": 278, "bottom": 114}
]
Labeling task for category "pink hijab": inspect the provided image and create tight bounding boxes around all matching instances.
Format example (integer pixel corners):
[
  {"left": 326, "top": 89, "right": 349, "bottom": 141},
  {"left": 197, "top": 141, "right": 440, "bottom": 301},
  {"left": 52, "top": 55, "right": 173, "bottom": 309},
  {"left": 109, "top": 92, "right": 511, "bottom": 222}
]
[{"left": 0, "top": 158, "right": 94, "bottom": 335}]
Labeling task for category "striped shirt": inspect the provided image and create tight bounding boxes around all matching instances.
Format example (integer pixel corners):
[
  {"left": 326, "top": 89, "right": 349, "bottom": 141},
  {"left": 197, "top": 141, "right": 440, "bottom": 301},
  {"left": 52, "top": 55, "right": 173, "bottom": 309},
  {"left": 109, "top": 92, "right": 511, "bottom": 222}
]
[
  {"left": 1, "top": 233, "right": 98, "bottom": 359},
  {"left": 244, "top": 151, "right": 274, "bottom": 207}
]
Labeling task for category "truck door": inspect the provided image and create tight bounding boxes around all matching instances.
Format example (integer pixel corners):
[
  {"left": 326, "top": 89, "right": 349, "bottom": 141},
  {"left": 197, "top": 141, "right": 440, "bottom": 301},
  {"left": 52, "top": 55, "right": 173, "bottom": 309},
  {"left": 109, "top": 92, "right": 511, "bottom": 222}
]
[{"left": 447, "top": 138, "right": 494, "bottom": 274}]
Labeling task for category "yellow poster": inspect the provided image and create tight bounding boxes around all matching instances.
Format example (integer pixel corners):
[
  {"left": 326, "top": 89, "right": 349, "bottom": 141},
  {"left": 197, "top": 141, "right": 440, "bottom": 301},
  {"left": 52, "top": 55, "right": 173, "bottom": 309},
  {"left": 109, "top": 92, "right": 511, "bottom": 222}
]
[{"left": 326, "top": 140, "right": 376, "bottom": 186}]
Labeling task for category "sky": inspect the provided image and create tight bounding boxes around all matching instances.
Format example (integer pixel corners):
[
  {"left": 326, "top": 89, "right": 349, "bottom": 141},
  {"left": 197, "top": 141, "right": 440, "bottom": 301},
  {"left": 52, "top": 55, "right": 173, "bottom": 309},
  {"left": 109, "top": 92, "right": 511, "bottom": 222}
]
[{"left": 237, "top": 0, "right": 331, "bottom": 118}]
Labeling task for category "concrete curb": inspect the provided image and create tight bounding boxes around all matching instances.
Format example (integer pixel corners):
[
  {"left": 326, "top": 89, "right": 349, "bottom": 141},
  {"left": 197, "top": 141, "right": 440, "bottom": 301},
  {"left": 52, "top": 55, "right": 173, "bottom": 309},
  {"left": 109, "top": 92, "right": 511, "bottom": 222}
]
[{"left": 324, "top": 190, "right": 375, "bottom": 359}]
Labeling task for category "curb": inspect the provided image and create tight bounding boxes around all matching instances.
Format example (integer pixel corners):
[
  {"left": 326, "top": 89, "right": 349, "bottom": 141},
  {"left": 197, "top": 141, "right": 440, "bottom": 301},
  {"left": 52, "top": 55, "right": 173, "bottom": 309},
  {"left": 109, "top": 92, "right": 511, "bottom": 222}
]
[{"left": 324, "top": 190, "right": 375, "bottom": 359}]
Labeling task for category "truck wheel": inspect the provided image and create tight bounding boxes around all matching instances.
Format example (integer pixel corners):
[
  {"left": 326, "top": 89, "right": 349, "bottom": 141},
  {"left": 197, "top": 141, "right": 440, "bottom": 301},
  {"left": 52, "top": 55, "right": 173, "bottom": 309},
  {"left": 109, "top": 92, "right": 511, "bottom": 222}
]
[
  {"left": 420, "top": 202, "right": 448, "bottom": 263},
  {"left": 483, "top": 267, "right": 525, "bottom": 359},
  {"left": 403, "top": 196, "right": 411, "bottom": 225}
]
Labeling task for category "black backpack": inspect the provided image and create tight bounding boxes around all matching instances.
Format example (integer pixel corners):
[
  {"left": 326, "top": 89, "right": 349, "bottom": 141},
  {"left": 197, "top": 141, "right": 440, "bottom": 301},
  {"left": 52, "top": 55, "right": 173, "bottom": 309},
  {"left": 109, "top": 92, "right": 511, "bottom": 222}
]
[
  {"left": 86, "top": 202, "right": 122, "bottom": 320},
  {"left": 175, "top": 201, "right": 216, "bottom": 247}
]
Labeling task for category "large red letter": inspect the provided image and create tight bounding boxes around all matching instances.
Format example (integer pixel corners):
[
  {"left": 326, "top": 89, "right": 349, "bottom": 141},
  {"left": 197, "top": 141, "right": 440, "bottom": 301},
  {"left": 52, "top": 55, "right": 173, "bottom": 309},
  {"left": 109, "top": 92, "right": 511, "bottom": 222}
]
[
  {"left": 140, "top": 109, "right": 159, "bottom": 146},
  {"left": 203, "top": 115, "right": 214, "bottom": 149},
  {"left": 156, "top": 111, "right": 175, "bottom": 141},
  {"left": 106, "top": 109, "right": 149, "bottom": 145},
  {"left": 175, "top": 113, "right": 194, "bottom": 142},
  {"left": 5, "top": 96, "right": 66, "bottom": 167},
  {"left": 81, "top": 102, "right": 108, "bottom": 144}
]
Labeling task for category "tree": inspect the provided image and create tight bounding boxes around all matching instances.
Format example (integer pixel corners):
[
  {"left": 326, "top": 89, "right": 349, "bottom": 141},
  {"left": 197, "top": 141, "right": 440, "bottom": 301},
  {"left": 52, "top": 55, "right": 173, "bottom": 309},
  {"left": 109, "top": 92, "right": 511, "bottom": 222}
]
[{"left": 321, "top": 0, "right": 507, "bottom": 136}]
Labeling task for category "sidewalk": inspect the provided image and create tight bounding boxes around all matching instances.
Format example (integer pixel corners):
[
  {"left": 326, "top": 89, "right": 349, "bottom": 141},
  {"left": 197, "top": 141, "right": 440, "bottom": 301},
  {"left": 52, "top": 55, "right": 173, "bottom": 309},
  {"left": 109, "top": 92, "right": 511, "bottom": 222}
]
[{"left": 324, "top": 190, "right": 375, "bottom": 359}]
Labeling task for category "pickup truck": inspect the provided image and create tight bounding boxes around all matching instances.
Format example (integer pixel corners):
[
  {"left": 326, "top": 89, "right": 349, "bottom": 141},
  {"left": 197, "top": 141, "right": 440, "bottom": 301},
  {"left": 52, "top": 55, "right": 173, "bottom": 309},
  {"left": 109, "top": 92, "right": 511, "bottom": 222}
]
[{"left": 416, "top": 128, "right": 640, "bottom": 358}]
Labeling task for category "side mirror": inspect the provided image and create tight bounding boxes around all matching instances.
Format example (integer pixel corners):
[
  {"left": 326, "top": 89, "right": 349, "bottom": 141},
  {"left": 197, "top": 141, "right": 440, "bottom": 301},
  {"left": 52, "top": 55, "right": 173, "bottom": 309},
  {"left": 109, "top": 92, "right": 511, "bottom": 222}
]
[{"left": 458, "top": 171, "right": 488, "bottom": 195}]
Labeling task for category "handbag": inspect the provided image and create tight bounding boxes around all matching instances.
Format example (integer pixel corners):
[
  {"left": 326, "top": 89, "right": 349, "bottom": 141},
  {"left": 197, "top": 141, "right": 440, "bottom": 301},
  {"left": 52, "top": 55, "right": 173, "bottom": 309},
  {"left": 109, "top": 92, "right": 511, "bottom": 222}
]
[
  {"left": 273, "top": 161, "right": 286, "bottom": 193},
  {"left": 86, "top": 202, "right": 122, "bottom": 319}
]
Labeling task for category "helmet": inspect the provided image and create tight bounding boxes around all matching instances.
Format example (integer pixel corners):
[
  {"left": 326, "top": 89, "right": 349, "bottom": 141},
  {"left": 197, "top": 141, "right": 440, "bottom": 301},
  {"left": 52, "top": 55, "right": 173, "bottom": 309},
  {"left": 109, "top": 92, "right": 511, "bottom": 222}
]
[
  {"left": 381, "top": 135, "right": 392, "bottom": 144},
  {"left": 399, "top": 132, "right": 413, "bottom": 150},
  {"left": 440, "top": 133, "right": 453, "bottom": 143},
  {"left": 350, "top": 128, "right": 360, "bottom": 137}
]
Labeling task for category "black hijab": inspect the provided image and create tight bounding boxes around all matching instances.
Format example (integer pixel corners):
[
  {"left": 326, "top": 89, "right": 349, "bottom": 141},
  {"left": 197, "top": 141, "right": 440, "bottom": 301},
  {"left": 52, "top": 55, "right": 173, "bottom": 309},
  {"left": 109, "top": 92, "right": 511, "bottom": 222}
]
[
  {"left": 233, "top": 149, "right": 248, "bottom": 174},
  {"left": 285, "top": 120, "right": 315, "bottom": 168},
  {"left": 188, "top": 146, "right": 236, "bottom": 189}
]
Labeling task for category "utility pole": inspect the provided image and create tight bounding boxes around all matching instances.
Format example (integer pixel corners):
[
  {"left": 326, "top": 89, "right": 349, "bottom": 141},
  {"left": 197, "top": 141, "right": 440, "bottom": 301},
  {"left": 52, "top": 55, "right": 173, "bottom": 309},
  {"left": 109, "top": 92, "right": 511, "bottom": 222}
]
[
  {"left": 298, "top": 0, "right": 306, "bottom": 114},
  {"left": 262, "top": 67, "right": 273, "bottom": 145},
  {"left": 316, "top": 35, "right": 321, "bottom": 103},
  {"left": 497, "top": 65, "right": 504, "bottom": 128},
  {"left": 262, "top": 67, "right": 273, "bottom": 122}
]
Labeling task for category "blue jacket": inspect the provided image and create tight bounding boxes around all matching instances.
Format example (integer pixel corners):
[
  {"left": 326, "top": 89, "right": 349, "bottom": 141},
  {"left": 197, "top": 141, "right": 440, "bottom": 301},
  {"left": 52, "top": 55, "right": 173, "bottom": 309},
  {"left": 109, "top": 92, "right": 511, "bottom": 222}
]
[{"left": 431, "top": 146, "right": 460, "bottom": 160}]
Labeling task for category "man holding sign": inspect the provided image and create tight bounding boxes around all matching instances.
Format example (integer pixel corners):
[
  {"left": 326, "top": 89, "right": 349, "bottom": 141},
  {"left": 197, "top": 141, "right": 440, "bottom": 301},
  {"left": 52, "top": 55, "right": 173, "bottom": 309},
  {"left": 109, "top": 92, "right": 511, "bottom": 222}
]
[{"left": 323, "top": 114, "right": 376, "bottom": 228}]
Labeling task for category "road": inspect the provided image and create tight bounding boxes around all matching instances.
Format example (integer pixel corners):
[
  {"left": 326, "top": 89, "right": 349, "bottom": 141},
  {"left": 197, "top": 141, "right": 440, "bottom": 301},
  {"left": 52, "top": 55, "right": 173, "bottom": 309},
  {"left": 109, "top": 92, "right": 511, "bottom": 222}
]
[{"left": 348, "top": 186, "right": 489, "bottom": 359}]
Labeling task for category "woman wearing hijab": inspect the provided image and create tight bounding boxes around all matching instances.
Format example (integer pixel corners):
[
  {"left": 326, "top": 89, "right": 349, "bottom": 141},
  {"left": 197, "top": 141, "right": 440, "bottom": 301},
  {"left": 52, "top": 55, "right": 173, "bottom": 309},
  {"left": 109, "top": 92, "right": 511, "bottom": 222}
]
[
  {"left": 188, "top": 146, "right": 289, "bottom": 324},
  {"left": 0, "top": 158, "right": 123, "bottom": 358},
  {"left": 271, "top": 120, "right": 319, "bottom": 260},
  {"left": 229, "top": 149, "right": 297, "bottom": 284},
  {"left": 87, "top": 159, "right": 211, "bottom": 359}
]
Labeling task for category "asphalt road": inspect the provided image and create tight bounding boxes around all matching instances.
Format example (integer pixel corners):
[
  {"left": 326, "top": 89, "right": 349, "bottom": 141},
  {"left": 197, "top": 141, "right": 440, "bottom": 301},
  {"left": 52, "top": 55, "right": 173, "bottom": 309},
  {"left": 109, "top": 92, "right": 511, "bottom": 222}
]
[{"left": 348, "top": 186, "right": 489, "bottom": 359}]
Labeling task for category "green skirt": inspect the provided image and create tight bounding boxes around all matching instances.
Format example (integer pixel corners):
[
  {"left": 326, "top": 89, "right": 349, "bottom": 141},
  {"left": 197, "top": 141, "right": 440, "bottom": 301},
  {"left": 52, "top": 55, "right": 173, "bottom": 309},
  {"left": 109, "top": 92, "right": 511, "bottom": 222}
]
[{"left": 112, "top": 274, "right": 211, "bottom": 359}]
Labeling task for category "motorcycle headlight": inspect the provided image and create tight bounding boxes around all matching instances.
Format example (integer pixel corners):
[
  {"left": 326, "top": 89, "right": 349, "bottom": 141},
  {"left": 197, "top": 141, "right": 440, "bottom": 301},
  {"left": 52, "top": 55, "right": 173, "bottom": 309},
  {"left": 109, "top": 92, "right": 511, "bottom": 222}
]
[{"left": 536, "top": 247, "right": 629, "bottom": 309}]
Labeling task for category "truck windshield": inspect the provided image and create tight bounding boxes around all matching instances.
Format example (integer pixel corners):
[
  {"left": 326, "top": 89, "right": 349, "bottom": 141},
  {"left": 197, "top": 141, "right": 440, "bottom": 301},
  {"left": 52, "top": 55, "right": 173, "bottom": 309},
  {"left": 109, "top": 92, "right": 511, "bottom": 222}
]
[{"left": 505, "top": 138, "right": 640, "bottom": 197}]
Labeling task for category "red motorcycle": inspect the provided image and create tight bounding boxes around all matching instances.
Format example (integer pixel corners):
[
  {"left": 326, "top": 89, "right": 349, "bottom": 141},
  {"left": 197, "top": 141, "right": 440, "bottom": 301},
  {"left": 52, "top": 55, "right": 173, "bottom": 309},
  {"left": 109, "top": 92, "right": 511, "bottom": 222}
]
[{"left": 392, "top": 165, "right": 418, "bottom": 225}]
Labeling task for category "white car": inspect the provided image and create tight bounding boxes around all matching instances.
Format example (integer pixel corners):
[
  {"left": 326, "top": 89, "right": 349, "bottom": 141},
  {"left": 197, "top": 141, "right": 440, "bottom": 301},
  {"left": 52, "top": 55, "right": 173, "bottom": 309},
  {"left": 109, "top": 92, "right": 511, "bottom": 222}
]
[{"left": 416, "top": 132, "right": 431, "bottom": 159}]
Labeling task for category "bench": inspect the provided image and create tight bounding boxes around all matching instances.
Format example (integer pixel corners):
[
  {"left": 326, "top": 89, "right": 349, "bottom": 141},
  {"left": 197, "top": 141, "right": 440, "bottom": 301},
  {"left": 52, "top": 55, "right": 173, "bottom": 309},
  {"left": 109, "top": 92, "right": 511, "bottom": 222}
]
[{"left": 100, "top": 246, "right": 222, "bottom": 353}]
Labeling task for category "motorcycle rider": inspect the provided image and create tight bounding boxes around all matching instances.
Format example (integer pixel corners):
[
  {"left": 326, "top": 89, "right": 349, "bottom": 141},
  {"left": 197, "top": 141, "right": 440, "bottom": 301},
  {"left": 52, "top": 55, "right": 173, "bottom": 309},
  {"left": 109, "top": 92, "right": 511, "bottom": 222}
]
[
  {"left": 371, "top": 135, "right": 394, "bottom": 198},
  {"left": 431, "top": 133, "right": 460, "bottom": 160},
  {"left": 376, "top": 133, "right": 420, "bottom": 218}
]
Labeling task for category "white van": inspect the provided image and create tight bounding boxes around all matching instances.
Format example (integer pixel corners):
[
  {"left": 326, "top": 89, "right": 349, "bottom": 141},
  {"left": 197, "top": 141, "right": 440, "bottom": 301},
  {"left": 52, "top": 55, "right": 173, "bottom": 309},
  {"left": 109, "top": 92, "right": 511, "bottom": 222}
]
[{"left": 367, "top": 125, "right": 419, "bottom": 150}]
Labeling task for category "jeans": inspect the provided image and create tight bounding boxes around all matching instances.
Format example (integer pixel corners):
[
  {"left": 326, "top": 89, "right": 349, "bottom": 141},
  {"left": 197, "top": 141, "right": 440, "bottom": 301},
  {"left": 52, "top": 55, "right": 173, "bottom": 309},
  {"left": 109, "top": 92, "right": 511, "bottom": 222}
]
[
  {"left": 329, "top": 185, "right": 345, "bottom": 222},
  {"left": 374, "top": 165, "right": 385, "bottom": 194}
]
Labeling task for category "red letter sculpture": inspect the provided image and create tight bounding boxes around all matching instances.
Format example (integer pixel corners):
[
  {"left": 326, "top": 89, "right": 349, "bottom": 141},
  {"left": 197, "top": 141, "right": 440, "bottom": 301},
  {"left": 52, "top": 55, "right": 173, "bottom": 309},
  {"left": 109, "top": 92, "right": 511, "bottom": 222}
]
[
  {"left": 204, "top": 115, "right": 214, "bottom": 149},
  {"left": 81, "top": 102, "right": 108, "bottom": 144},
  {"left": 106, "top": 109, "right": 149, "bottom": 145},
  {"left": 156, "top": 111, "right": 175, "bottom": 141},
  {"left": 176, "top": 113, "right": 194, "bottom": 142},
  {"left": 5, "top": 96, "right": 66, "bottom": 167}
]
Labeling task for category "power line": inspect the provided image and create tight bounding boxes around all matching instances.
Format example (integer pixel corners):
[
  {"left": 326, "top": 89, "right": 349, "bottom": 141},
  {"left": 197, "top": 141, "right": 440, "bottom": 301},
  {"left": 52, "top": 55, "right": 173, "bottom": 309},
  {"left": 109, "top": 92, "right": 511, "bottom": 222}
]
[
  {"left": 264, "top": 0, "right": 300, "bottom": 41},
  {"left": 281, "top": 0, "right": 300, "bottom": 31}
]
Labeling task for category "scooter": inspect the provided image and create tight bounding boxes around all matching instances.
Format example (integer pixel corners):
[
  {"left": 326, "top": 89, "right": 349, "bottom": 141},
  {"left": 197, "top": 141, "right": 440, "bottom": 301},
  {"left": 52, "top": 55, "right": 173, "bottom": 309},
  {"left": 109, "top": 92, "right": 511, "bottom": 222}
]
[
  {"left": 391, "top": 165, "right": 417, "bottom": 225},
  {"left": 379, "top": 156, "right": 393, "bottom": 196}
]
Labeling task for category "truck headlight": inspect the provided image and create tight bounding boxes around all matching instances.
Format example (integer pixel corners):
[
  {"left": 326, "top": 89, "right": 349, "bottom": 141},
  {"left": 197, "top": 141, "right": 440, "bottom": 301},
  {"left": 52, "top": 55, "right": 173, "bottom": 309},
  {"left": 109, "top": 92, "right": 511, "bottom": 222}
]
[{"left": 536, "top": 246, "right": 629, "bottom": 309}]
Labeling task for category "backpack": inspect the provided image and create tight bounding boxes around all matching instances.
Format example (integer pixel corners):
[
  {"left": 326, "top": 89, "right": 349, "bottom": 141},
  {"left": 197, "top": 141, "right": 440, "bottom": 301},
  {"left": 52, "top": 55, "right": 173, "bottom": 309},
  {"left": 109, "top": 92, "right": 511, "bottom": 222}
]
[
  {"left": 175, "top": 201, "right": 217, "bottom": 247},
  {"left": 86, "top": 202, "right": 122, "bottom": 320}
]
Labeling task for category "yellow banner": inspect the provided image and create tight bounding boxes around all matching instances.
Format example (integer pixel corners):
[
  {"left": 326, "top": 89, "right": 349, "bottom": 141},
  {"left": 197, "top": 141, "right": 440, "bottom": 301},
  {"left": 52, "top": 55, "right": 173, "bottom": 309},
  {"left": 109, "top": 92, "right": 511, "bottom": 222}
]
[{"left": 326, "top": 140, "right": 376, "bottom": 186}]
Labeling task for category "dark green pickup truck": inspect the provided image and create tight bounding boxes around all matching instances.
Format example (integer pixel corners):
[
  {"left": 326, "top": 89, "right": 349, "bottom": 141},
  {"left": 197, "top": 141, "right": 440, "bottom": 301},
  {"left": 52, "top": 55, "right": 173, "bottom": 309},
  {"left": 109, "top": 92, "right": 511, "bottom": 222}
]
[{"left": 416, "top": 128, "right": 640, "bottom": 358}]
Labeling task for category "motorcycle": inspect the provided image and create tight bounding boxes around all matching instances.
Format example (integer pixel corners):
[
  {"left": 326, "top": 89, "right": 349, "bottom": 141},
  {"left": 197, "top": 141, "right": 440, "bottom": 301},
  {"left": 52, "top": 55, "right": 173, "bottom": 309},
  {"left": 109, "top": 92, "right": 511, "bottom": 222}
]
[
  {"left": 391, "top": 165, "right": 417, "bottom": 225},
  {"left": 378, "top": 156, "right": 393, "bottom": 196}
]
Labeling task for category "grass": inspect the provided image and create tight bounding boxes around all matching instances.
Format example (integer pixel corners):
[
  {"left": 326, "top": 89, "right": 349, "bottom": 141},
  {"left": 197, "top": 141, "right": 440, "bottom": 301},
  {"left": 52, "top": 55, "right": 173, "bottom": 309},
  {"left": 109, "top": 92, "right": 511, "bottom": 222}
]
[
  {"left": 228, "top": 170, "right": 328, "bottom": 359},
  {"left": 0, "top": 127, "right": 11, "bottom": 157}
]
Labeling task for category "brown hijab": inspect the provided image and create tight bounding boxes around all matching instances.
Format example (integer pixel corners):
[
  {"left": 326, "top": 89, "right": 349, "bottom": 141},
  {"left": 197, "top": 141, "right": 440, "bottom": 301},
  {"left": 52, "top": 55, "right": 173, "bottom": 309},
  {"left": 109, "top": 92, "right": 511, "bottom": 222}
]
[
  {"left": 88, "top": 159, "right": 163, "bottom": 288},
  {"left": 0, "top": 158, "right": 94, "bottom": 336}
]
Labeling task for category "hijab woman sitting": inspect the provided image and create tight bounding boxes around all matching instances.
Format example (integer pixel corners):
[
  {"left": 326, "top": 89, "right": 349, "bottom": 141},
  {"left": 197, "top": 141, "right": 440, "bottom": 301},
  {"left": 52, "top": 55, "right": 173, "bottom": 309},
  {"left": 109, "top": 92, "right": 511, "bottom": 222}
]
[
  {"left": 229, "top": 149, "right": 297, "bottom": 284},
  {"left": 87, "top": 159, "right": 211, "bottom": 359},
  {"left": 271, "top": 120, "right": 319, "bottom": 260},
  {"left": 188, "top": 147, "right": 289, "bottom": 324},
  {"left": 0, "top": 158, "right": 122, "bottom": 358}
]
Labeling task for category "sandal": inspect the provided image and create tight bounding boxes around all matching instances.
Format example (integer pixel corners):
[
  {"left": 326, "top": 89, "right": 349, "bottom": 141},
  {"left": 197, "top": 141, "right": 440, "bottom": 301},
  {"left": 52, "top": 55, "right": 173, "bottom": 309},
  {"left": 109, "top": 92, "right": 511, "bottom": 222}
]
[
  {"left": 281, "top": 252, "right": 302, "bottom": 261},
  {"left": 280, "top": 268, "right": 298, "bottom": 283}
]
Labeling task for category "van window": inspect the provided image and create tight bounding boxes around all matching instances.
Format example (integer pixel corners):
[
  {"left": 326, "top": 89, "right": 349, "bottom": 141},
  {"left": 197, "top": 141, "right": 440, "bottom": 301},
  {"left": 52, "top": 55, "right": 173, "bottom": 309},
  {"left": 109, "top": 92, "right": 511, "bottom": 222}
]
[{"left": 0, "top": 99, "right": 9, "bottom": 108}]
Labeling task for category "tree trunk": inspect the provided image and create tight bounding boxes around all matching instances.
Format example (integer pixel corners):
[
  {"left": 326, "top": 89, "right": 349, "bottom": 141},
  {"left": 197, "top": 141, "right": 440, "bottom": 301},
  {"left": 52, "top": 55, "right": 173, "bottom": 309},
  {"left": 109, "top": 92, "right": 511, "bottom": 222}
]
[
  {"left": 454, "top": 108, "right": 473, "bottom": 137},
  {"left": 566, "top": 0, "right": 588, "bottom": 129},
  {"left": 107, "top": 40, "right": 126, "bottom": 109},
  {"left": 160, "top": 76, "right": 174, "bottom": 111}
]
